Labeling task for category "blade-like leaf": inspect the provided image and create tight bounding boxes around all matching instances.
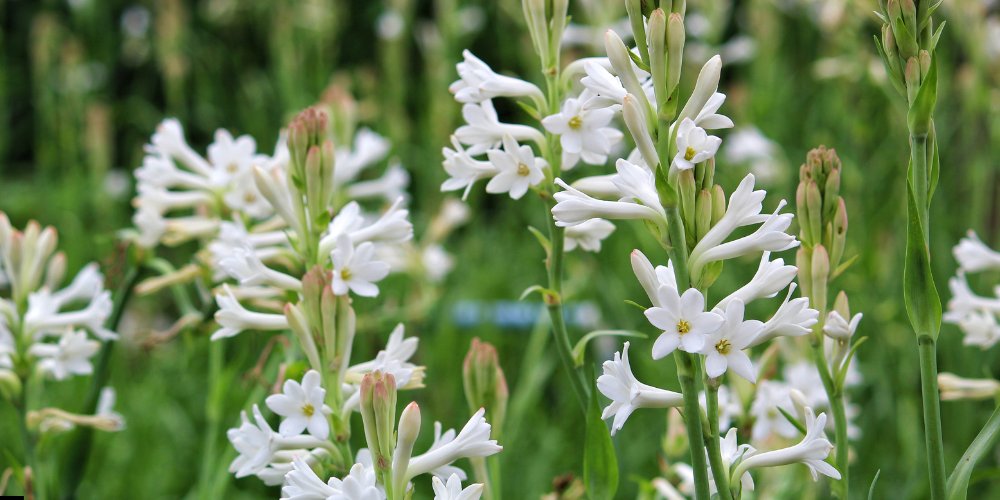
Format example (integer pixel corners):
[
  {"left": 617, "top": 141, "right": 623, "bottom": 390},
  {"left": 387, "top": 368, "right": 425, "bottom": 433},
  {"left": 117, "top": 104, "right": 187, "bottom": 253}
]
[
  {"left": 585, "top": 371, "right": 619, "bottom": 500},
  {"left": 903, "top": 178, "right": 942, "bottom": 340},
  {"left": 945, "top": 406, "right": 1000, "bottom": 500}
]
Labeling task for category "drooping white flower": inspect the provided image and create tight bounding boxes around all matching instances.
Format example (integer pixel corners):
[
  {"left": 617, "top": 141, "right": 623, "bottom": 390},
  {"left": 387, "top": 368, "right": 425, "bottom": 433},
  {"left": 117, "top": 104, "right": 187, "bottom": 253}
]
[
  {"left": 406, "top": 409, "right": 501, "bottom": 481},
  {"left": 630, "top": 250, "right": 677, "bottom": 308},
  {"left": 320, "top": 198, "right": 414, "bottom": 254},
  {"left": 327, "top": 462, "right": 384, "bottom": 500},
  {"left": 281, "top": 457, "right": 338, "bottom": 499},
  {"left": 484, "top": 135, "right": 547, "bottom": 199},
  {"left": 597, "top": 341, "right": 684, "bottom": 434},
  {"left": 954, "top": 231, "right": 1000, "bottom": 272},
  {"left": 334, "top": 128, "right": 392, "bottom": 186},
  {"left": 330, "top": 235, "right": 391, "bottom": 298},
  {"left": 552, "top": 159, "right": 666, "bottom": 228},
  {"left": 702, "top": 300, "right": 761, "bottom": 382},
  {"left": 266, "top": 370, "right": 333, "bottom": 440},
  {"left": 564, "top": 219, "right": 615, "bottom": 252},
  {"left": 24, "top": 289, "right": 116, "bottom": 340},
  {"left": 716, "top": 252, "right": 798, "bottom": 310},
  {"left": 212, "top": 284, "right": 290, "bottom": 340},
  {"left": 441, "top": 136, "right": 499, "bottom": 199},
  {"left": 736, "top": 407, "right": 840, "bottom": 481},
  {"left": 671, "top": 118, "right": 722, "bottom": 171},
  {"left": 541, "top": 95, "right": 623, "bottom": 168},
  {"left": 455, "top": 101, "right": 545, "bottom": 155},
  {"left": 432, "top": 474, "right": 484, "bottom": 500},
  {"left": 823, "top": 310, "right": 862, "bottom": 341},
  {"left": 750, "top": 284, "right": 817, "bottom": 347},
  {"left": 450, "top": 50, "right": 544, "bottom": 104},
  {"left": 29, "top": 329, "right": 100, "bottom": 380},
  {"left": 645, "top": 285, "right": 724, "bottom": 358},
  {"left": 218, "top": 244, "right": 301, "bottom": 291},
  {"left": 580, "top": 60, "right": 627, "bottom": 108}
]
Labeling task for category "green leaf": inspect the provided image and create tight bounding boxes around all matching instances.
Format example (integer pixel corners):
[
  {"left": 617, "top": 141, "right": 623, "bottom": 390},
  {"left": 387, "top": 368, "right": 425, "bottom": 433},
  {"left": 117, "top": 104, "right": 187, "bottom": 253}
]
[
  {"left": 519, "top": 285, "right": 558, "bottom": 302},
  {"left": 584, "top": 370, "right": 619, "bottom": 500},
  {"left": 903, "top": 179, "right": 942, "bottom": 340},
  {"left": 515, "top": 100, "right": 541, "bottom": 121},
  {"left": 907, "top": 56, "right": 937, "bottom": 136},
  {"left": 777, "top": 406, "right": 807, "bottom": 435},
  {"left": 832, "top": 254, "right": 860, "bottom": 280},
  {"left": 946, "top": 406, "right": 1000, "bottom": 500},
  {"left": 527, "top": 225, "right": 551, "bottom": 255},
  {"left": 571, "top": 330, "right": 647, "bottom": 367},
  {"left": 624, "top": 300, "right": 648, "bottom": 311},
  {"left": 837, "top": 337, "right": 869, "bottom": 389},
  {"left": 627, "top": 48, "right": 650, "bottom": 73},
  {"left": 868, "top": 470, "right": 882, "bottom": 500}
]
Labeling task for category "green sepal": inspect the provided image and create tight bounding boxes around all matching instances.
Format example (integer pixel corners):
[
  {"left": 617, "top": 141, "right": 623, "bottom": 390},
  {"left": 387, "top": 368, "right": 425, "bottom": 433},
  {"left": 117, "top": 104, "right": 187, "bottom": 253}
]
[
  {"left": 907, "top": 56, "right": 937, "bottom": 136},
  {"left": 777, "top": 406, "right": 807, "bottom": 435},
  {"left": 902, "top": 177, "right": 942, "bottom": 340}
]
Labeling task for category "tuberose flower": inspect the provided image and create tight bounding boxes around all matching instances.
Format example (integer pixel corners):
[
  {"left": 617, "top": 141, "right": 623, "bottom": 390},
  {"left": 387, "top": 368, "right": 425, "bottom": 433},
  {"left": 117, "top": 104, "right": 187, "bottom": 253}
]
[
  {"left": 702, "top": 300, "right": 761, "bottom": 382},
  {"left": 331, "top": 235, "right": 391, "bottom": 297},
  {"left": 645, "top": 285, "right": 724, "bottom": 358},
  {"left": 485, "top": 135, "right": 547, "bottom": 199},
  {"left": 597, "top": 341, "right": 684, "bottom": 434},
  {"left": 671, "top": 118, "right": 722, "bottom": 171},
  {"left": 266, "top": 370, "right": 333, "bottom": 440},
  {"left": 432, "top": 474, "right": 485, "bottom": 500}
]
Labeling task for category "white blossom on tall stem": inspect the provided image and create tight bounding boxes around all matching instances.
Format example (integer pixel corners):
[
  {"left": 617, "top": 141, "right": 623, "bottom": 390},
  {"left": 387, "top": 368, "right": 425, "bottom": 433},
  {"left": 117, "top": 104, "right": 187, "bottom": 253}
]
[
  {"left": 644, "top": 285, "right": 724, "bottom": 358},
  {"left": 266, "top": 370, "right": 333, "bottom": 440},
  {"left": 564, "top": 219, "right": 616, "bottom": 252},
  {"left": 823, "top": 310, "right": 862, "bottom": 341},
  {"left": 750, "top": 285, "right": 818, "bottom": 347},
  {"left": 735, "top": 407, "right": 841, "bottom": 481},
  {"left": 431, "top": 474, "right": 484, "bottom": 500},
  {"left": 450, "top": 50, "right": 544, "bottom": 104},
  {"left": 441, "top": 137, "right": 499, "bottom": 200},
  {"left": 541, "top": 95, "right": 623, "bottom": 168},
  {"left": 715, "top": 252, "right": 798, "bottom": 310},
  {"left": 597, "top": 341, "right": 684, "bottom": 434},
  {"left": 331, "top": 235, "right": 392, "bottom": 298},
  {"left": 405, "top": 409, "right": 502, "bottom": 481},
  {"left": 485, "top": 135, "right": 547, "bottom": 199},
  {"left": 701, "top": 300, "right": 761, "bottom": 382},
  {"left": 28, "top": 329, "right": 100, "bottom": 380},
  {"left": 953, "top": 230, "right": 1000, "bottom": 272},
  {"left": 671, "top": 118, "right": 722, "bottom": 171},
  {"left": 212, "top": 284, "right": 289, "bottom": 340}
]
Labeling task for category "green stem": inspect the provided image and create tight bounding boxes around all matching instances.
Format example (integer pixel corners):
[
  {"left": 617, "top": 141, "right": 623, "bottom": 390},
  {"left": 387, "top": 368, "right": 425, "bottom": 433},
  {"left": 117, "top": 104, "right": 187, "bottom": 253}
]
[
  {"left": 919, "top": 336, "right": 946, "bottom": 500},
  {"left": 676, "top": 352, "right": 709, "bottom": 500},
  {"left": 809, "top": 330, "right": 849, "bottom": 499},
  {"left": 704, "top": 382, "right": 732, "bottom": 500}
]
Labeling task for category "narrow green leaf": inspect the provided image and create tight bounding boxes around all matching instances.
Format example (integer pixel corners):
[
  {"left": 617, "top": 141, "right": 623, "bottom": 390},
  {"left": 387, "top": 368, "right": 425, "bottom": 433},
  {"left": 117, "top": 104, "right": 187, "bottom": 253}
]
[
  {"left": 907, "top": 57, "right": 937, "bottom": 136},
  {"left": 868, "top": 470, "right": 882, "bottom": 500},
  {"left": 832, "top": 254, "right": 861, "bottom": 280},
  {"left": 945, "top": 406, "right": 1000, "bottom": 500},
  {"left": 837, "top": 337, "right": 869, "bottom": 389},
  {"left": 515, "top": 100, "right": 541, "bottom": 121},
  {"left": 777, "top": 407, "right": 807, "bottom": 435},
  {"left": 527, "top": 225, "right": 552, "bottom": 255},
  {"left": 585, "top": 370, "right": 619, "bottom": 500},
  {"left": 624, "top": 300, "right": 648, "bottom": 312},
  {"left": 571, "top": 330, "right": 647, "bottom": 367},
  {"left": 902, "top": 180, "right": 942, "bottom": 339},
  {"left": 519, "top": 285, "right": 558, "bottom": 302}
]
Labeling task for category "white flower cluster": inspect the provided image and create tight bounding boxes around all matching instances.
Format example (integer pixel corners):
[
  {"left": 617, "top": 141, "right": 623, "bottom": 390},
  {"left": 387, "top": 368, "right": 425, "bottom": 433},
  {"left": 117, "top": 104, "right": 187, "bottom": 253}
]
[
  {"left": 945, "top": 231, "right": 1000, "bottom": 348},
  {"left": 0, "top": 215, "right": 118, "bottom": 382}
]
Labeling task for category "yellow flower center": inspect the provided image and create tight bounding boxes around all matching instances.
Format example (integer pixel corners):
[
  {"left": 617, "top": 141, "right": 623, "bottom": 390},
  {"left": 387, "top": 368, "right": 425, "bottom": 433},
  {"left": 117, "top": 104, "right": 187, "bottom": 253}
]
[
  {"left": 676, "top": 319, "right": 691, "bottom": 335},
  {"left": 568, "top": 116, "right": 583, "bottom": 130},
  {"left": 715, "top": 339, "right": 732, "bottom": 355},
  {"left": 341, "top": 268, "right": 352, "bottom": 281},
  {"left": 517, "top": 163, "right": 530, "bottom": 176},
  {"left": 244, "top": 192, "right": 257, "bottom": 203},
  {"left": 227, "top": 162, "right": 239, "bottom": 173},
  {"left": 684, "top": 146, "right": 696, "bottom": 161},
  {"left": 302, "top": 403, "right": 315, "bottom": 417}
]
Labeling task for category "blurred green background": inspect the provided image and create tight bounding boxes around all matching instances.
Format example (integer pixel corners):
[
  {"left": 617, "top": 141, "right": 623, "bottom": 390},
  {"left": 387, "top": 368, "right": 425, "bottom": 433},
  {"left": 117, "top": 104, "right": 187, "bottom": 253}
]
[{"left": 1, "top": 0, "right": 999, "bottom": 498}]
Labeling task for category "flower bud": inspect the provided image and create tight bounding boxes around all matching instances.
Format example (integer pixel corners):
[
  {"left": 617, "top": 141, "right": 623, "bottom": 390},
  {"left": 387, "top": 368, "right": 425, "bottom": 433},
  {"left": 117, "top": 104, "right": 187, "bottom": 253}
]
[
  {"left": 789, "top": 388, "right": 810, "bottom": 418},
  {"left": 285, "top": 303, "right": 322, "bottom": 371},
  {"left": 830, "top": 198, "right": 848, "bottom": 273},
  {"left": 811, "top": 245, "right": 830, "bottom": 313},
  {"left": 45, "top": 252, "right": 67, "bottom": 291},
  {"left": 605, "top": 30, "right": 648, "bottom": 109},
  {"left": 523, "top": 0, "right": 550, "bottom": 65},
  {"left": 805, "top": 181, "right": 823, "bottom": 249},
  {"left": 796, "top": 246, "right": 813, "bottom": 300},
  {"left": 695, "top": 189, "right": 713, "bottom": 241},
  {"left": 938, "top": 373, "right": 1000, "bottom": 401},
  {"left": 623, "top": 94, "right": 658, "bottom": 168},
  {"left": 392, "top": 402, "right": 421, "bottom": 495},
  {"left": 678, "top": 169, "right": 697, "bottom": 246},
  {"left": 360, "top": 371, "right": 397, "bottom": 477},
  {"left": 288, "top": 107, "right": 330, "bottom": 174},
  {"left": 904, "top": 56, "right": 920, "bottom": 102},
  {"left": 918, "top": 50, "right": 931, "bottom": 80},
  {"left": 710, "top": 184, "right": 726, "bottom": 227},
  {"left": 0, "top": 370, "right": 22, "bottom": 402},
  {"left": 833, "top": 290, "right": 850, "bottom": 319},
  {"left": 899, "top": 0, "right": 916, "bottom": 30},
  {"left": 463, "top": 338, "right": 508, "bottom": 439},
  {"left": 796, "top": 182, "right": 811, "bottom": 245},
  {"left": 647, "top": 10, "right": 668, "bottom": 108},
  {"left": 666, "top": 12, "right": 685, "bottom": 95}
]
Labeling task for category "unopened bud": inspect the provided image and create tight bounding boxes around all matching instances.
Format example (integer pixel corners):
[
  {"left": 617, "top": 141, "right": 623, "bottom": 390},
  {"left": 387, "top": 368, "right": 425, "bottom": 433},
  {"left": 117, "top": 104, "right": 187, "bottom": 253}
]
[
  {"left": 830, "top": 198, "right": 848, "bottom": 273},
  {"left": 900, "top": 0, "right": 917, "bottom": 30},
  {"left": 285, "top": 303, "right": 321, "bottom": 371},
  {"left": 695, "top": 190, "right": 713, "bottom": 241},
  {"left": 45, "top": 252, "right": 67, "bottom": 290},
  {"left": 288, "top": 107, "right": 329, "bottom": 171},
  {"left": 710, "top": 184, "right": 726, "bottom": 226},
  {"left": 918, "top": 50, "right": 931, "bottom": 80},
  {"left": 666, "top": 12, "right": 685, "bottom": 95},
  {"left": 789, "top": 389, "right": 810, "bottom": 418},
  {"left": 360, "top": 371, "right": 397, "bottom": 476},
  {"left": 797, "top": 247, "right": 813, "bottom": 301},
  {"left": 904, "top": 56, "right": 920, "bottom": 102},
  {"left": 811, "top": 245, "right": 830, "bottom": 313},
  {"left": 623, "top": 95, "right": 657, "bottom": 168},
  {"left": 0, "top": 370, "right": 21, "bottom": 401},
  {"left": 805, "top": 181, "right": 823, "bottom": 248},
  {"left": 463, "top": 339, "right": 508, "bottom": 438},
  {"left": 796, "top": 182, "right": 811, "bottom": 244},
  {"left": 939, "top": 373, "right": 1000, "bottom": 401},
  {"left": 833, "top": 291, "right": 850, "bottom": 319},
  {"left": 392, "top": 402, "right": 421, "bottom": 495},
  {"left": 679, "top": 170, "right": 697, "bottom": 245},
  {"left": 648, "top": 10, "right": 668, "bottom": 108},
  {"left": 823, "top": 168, "right": 841, "bottom": 222}
]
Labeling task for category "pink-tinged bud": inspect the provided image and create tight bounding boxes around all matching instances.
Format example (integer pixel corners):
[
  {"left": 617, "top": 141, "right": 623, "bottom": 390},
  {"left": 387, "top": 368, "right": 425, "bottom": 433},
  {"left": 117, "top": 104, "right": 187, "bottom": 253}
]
[
  {"left": 918, "top": 50, "right": 931, "bottom": 80},
  {"left": 45, "top": 252, "right": 67, "bottom": 290},
  {"left": 823, "top": 169, "right": 841, "bottom": 221},
  {"left": 360, "top": 371, "right": 397, "bottom": 477},
  {"left": 463, "top": 338, "right": 508, "bottom": 438},
  {"left": 647, "top": 9, "right": 668, "bottom": 107},
  {"left": 391, "top": 401, "right": 421, "bottom": 495},
  {"left": 904, "top": 56, "right": 920, "bottom": 102}
]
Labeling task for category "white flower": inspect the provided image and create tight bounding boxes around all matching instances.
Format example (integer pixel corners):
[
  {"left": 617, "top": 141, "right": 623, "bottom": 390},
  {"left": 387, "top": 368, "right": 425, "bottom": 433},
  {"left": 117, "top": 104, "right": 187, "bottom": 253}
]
[
  {"left": 750, "top": 381, "right": 798, "bottom": 441},
  {"left": 715, "top": 252, "right": 798, "bottom": 310},
  {"left": 212, "top": 284, "right": 290, "bottom": 340},
  {"left": 96, "top": 386, "right": 126, "bottom": 431},
  {"left": 671, "top": 118, "right": 722, "bottom": 171},
  {"left": 227, "top": 405, "right": 327, "bottom": 482},
  {"left": 580, "top": 60, "right": 627, "bottom": 108},
  {"left": 266, "top": 370, "right": 333, "bottom": 440},
  {"left": 282, "top": 457, "right": 337, "bottom": 499},
  {"left": 327, "top": 462, "right": 384, "bottom": 500},
  {"left": 484, "top": 135, "right": 547, "bottom": 199},
  {"left": 25, "top": 289, "right": 116, "bottom": 340},
  {"left": 541, "top": 96, "right": 623, "bottom": 167},
  {"left": 320, "top": 198, "right": 414, "bottom": 255},
  {"left": 953, "top": 310, "right": 1000, "bottom": 348},
  {"left": 676, "top": 55, "right": 733, "bottom": 130},
  {"left": 29, "top": 329, "right": 99, "bottom": 380},
  {"left": 347, "top": 164, "right": 410, "bottom": 203},
  {"left": 719, "top": 428, "right": 756, "bottom": 492},
  {"left": 450, "top": 50, "right": 543, "bottom": 104},
  {"left": 432, "top": 474, "right": 484, "bottom": 500},
  {"left": 938, "top": 373, "right": 1000, "bottom": 401},
  {"left": 455, "top": 101, "right": 544, "bottom": 155},
  {"left": 441, "top": 136, "right": 498, "bottom": 199},
  {"left": 406, "top": 409, "right": 501, "bottom": 481},
  {"left": 630, "top": 250, "right": 677, "bottom": 307},
  {"left": 644, "top": 286, "right": 725, "bottom": 358},
  {"left": 751, "top": 285, "right": 817, "bottom": 347},
  {"left": 823, "top": 310, "right": 862, "bottom": 341},
  {"left": 954, "top": 231, "right": 1000, "bottom": 272},
  {"left": 565, "top": 219, "right": 615, "bottom": 252},
  {"left": 334, "top": 128, "right": 391, "bottom": 186},
  {"left": 736, "top": 407, "right": 840, "bottom": 481},
  {"left": 219, "top": 244, "right": 301, "bottom": 291},
  {"left": 597, "top": 341, "right": 684, "bottom": 434},
  {"left": 551, "top": 159, "right": 666, "bottom": 228},
  {"left": 702, "top": 300, "right": 761, "bottom": 382},
  {"left": 330, "top": 235, "right": 391, "bottom": 298}
]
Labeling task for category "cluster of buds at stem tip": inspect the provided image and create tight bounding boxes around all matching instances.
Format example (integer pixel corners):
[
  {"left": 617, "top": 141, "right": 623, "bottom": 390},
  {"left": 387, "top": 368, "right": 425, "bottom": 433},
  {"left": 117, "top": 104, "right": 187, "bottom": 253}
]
[
  {"left": 285, "top": 266, "right": 354, "bottom": 378},
  {"left": 462, "top": 338, "right": 509, "bottom": 440},
  {"left": 795, "top": 146, "right": 848, "bottom": 313},
  {"left": 875, "top": 0, "right": 944, "bottom": 133},
  {"left": 521, "top": 0, "right": 568, "bottom": 72},
  {"left": 283, "top": 107, "right": 337, "bottom": 245},
  {"left": 360, "top": 371, "right": 397, "bottom": 488}
]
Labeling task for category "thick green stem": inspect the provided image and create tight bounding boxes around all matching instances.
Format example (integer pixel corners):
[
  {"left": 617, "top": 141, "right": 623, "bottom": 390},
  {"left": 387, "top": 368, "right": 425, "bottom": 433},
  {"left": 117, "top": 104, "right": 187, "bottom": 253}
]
[
  {"left": 676, "top": 352, "right": 710, "bottom": 500},
  {"left": 919, "top": 336, "right": 947, "bottom": 500},
  {"left": 543, "top": 210, "right": 588, "bottom": 411},
  {"left": 809, "top": 328, "right": 849, "bottom": 499},
  {"left": 704, "top": 382, "right": 732, "bottom": 500}
]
